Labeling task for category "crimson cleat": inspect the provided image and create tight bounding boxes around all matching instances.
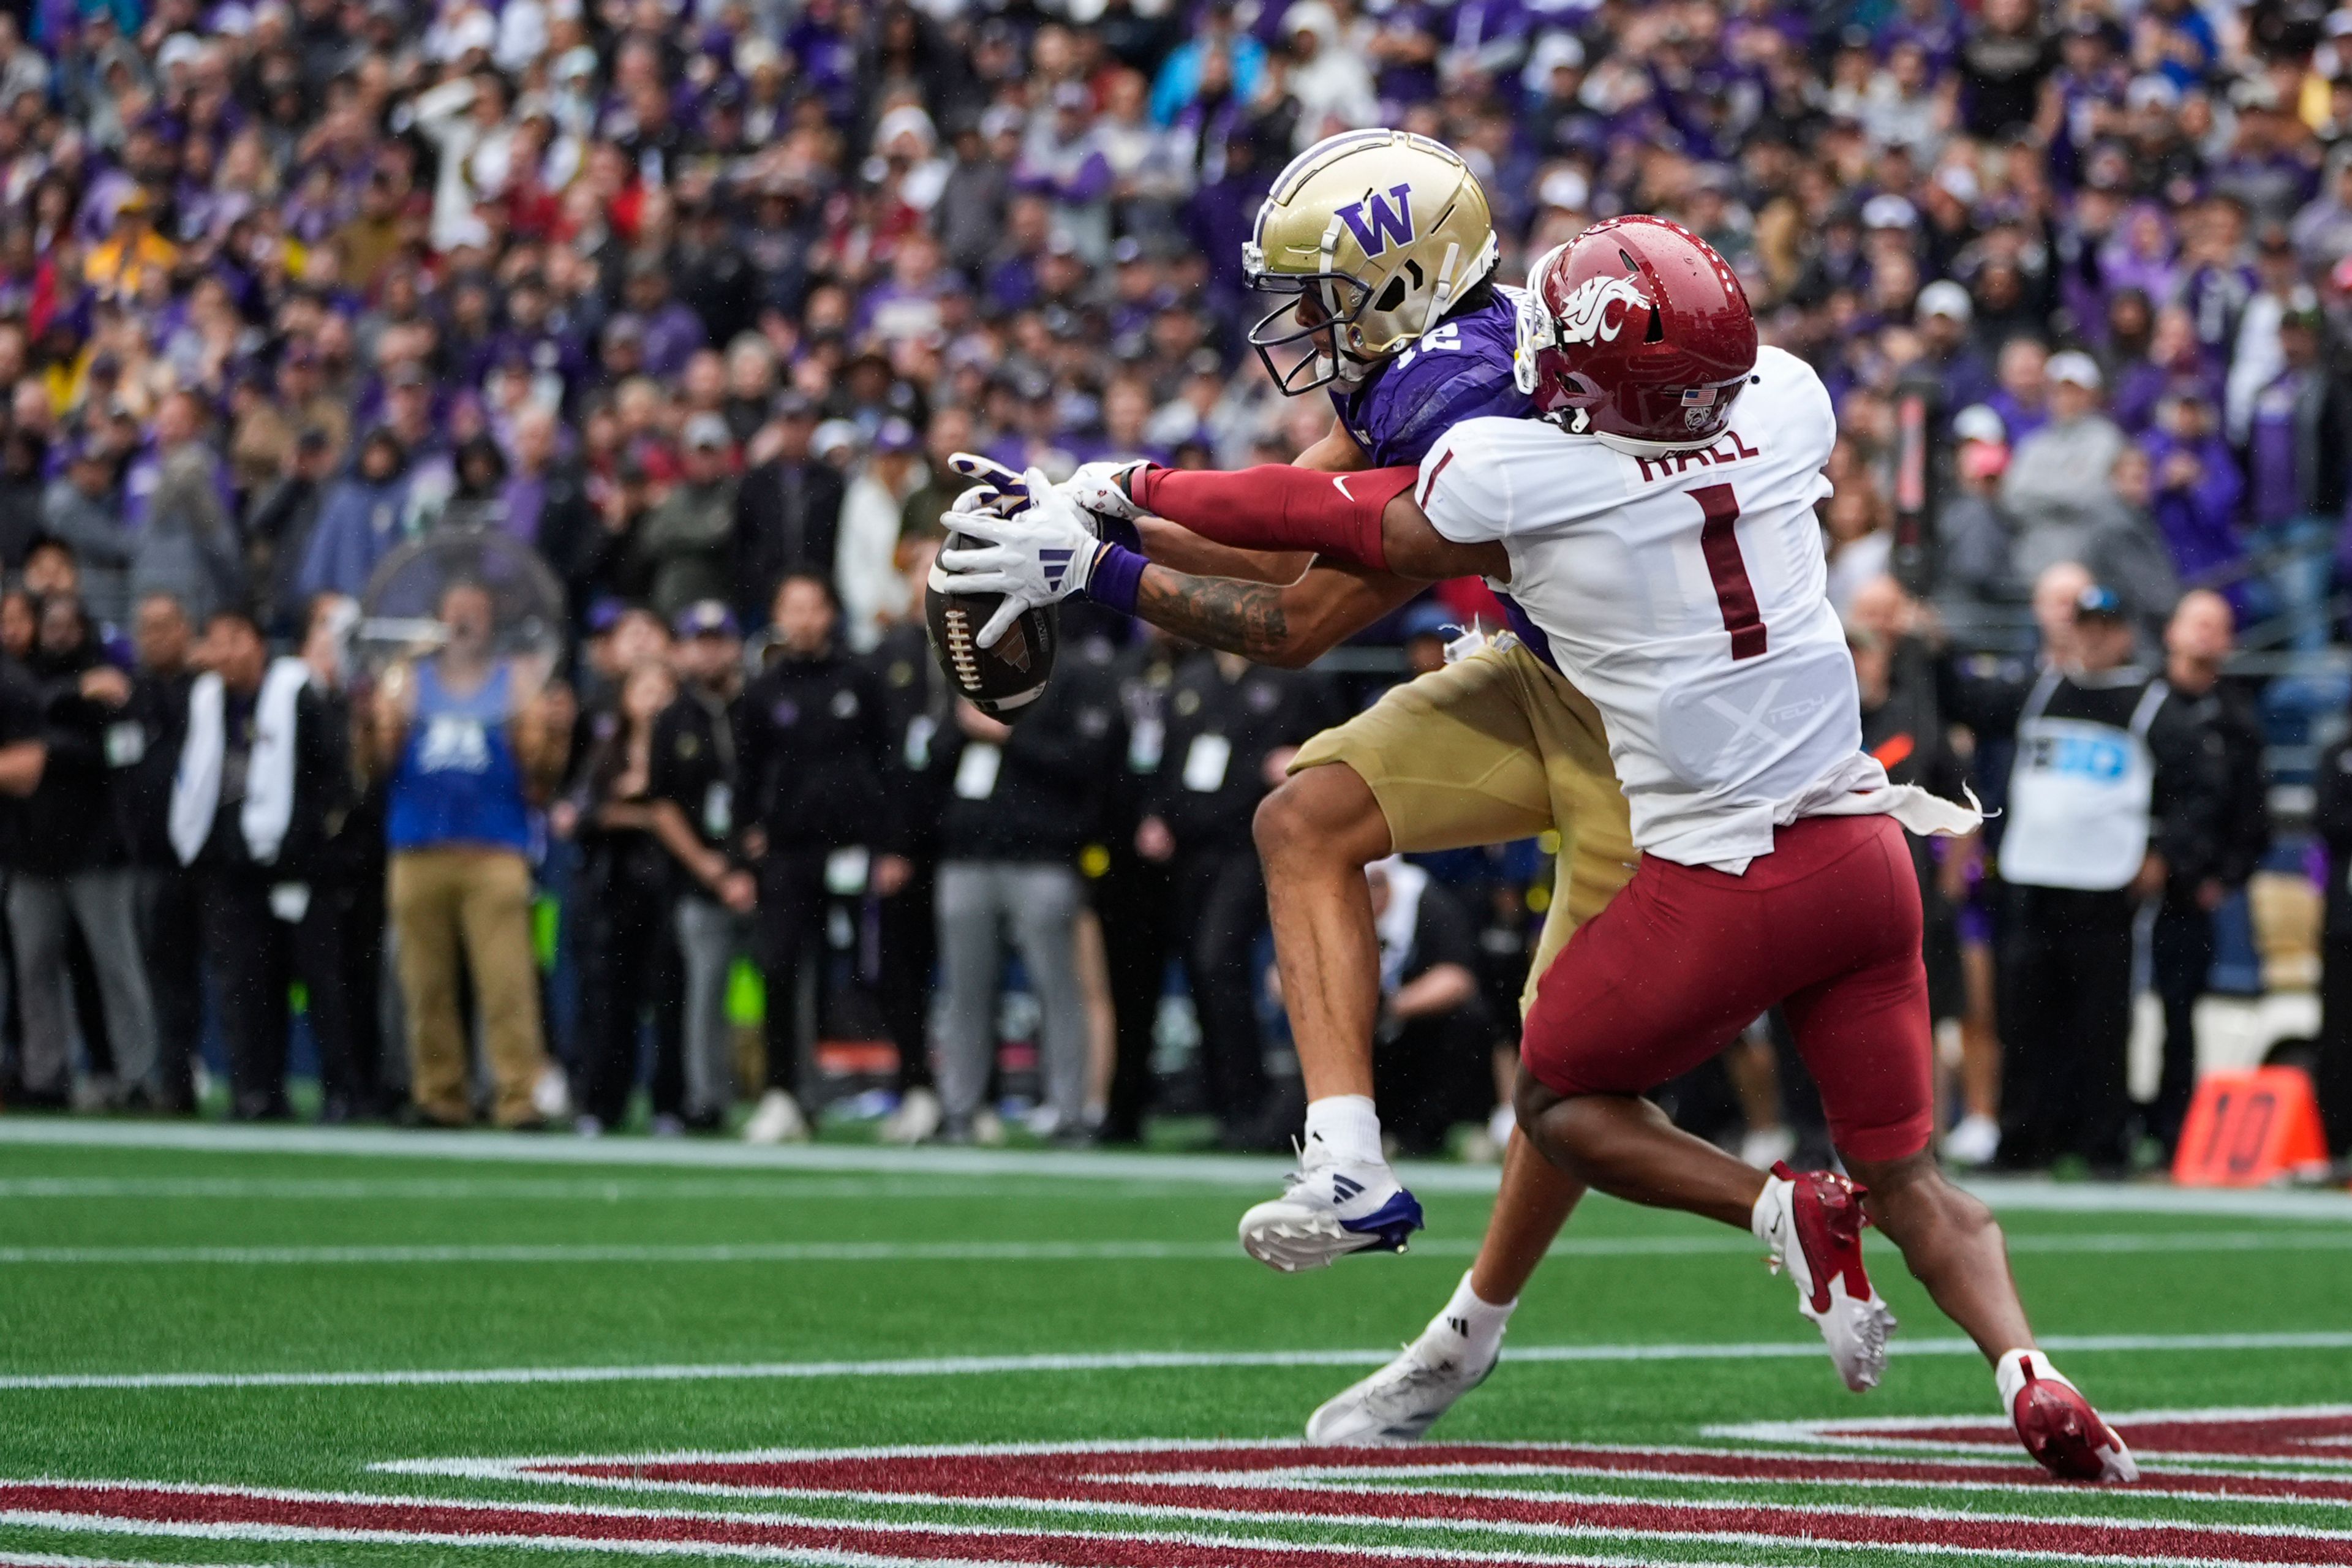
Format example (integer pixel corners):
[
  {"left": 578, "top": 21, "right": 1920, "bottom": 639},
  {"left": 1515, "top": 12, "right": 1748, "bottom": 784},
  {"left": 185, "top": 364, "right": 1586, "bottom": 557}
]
[
  {"left": 1999, "top": 1351, "right": 2138, "bottom": 1483},
  {"left": 1754, "top": 1162, "right": 1896, "bottom": 1392}
]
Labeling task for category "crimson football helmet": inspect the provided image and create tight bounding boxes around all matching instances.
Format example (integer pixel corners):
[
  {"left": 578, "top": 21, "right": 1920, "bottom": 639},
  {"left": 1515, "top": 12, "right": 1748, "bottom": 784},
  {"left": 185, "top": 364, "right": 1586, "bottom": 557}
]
[{"left": 1512, "top": 215, "right": 1757, "bottom": 448}]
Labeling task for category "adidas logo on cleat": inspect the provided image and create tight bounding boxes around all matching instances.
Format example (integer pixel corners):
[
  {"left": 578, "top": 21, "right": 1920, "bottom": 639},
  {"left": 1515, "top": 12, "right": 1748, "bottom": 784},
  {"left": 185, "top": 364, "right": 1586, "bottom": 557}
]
[{"left": 1332, "top": 1175, "right": 1364, "bottom": 1202}]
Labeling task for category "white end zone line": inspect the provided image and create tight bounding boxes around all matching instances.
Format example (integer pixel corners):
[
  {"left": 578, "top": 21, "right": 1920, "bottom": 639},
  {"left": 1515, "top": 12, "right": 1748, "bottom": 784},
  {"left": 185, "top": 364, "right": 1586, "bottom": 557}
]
[
  {"left": 6, "top": 1473, "right": 2351, "bottom": 1568},
  {"left": 3, "top": 1120, "right": 2350, "bottom": 1220},
  {"left": 4, "top": 1331, "right": 2350, "bottom": 1392},
  {"left": 370, "top": 1434, "right": 2352, "bottom": 1510}
]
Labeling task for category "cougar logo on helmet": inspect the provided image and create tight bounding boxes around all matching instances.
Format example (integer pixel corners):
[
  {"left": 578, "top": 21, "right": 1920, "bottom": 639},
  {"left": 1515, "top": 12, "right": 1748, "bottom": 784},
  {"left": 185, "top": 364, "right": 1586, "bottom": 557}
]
[
  {"left": 1518, "top": 216, "right": 1757, "bottom": 449},
  {"left": 1553, "top": 275, "right": 1651, "bottom": 347},
  {"left": 1336, "top": 184, "right": 1415, "bottom": 257}
]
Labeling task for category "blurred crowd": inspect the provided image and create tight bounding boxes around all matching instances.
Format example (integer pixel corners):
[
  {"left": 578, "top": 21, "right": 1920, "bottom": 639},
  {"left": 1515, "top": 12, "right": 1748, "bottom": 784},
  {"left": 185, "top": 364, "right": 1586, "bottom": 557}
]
[{"left": 0, "top": 0, "right": 2350, "bottom": 1168}]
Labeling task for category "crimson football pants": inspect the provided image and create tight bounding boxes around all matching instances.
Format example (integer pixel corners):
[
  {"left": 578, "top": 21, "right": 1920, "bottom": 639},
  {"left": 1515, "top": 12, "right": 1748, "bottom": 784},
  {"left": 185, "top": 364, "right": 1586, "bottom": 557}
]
[{"left": 1521, "top": 813, "right": 1935, "bottom": 1163}]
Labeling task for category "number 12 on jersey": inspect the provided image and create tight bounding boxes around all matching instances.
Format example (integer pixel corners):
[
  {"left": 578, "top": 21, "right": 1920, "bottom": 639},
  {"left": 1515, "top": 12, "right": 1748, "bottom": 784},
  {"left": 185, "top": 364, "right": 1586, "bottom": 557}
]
[{"left": 1694, "top": 483, "right": 1766, "bottom": 661}]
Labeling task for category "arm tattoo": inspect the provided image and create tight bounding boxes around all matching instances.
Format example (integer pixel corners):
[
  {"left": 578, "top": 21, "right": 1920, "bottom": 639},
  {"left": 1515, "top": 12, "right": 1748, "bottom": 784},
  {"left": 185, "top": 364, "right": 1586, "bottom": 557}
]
[{"left": 1134, "top": 567, "right": 1293, "bottom": 660}]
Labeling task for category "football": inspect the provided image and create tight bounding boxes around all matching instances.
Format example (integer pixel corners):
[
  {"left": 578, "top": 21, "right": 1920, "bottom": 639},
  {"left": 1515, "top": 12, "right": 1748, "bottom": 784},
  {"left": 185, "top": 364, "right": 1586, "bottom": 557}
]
[{"left": 924, "top": 535, "right": 1058, "bottom": 718}]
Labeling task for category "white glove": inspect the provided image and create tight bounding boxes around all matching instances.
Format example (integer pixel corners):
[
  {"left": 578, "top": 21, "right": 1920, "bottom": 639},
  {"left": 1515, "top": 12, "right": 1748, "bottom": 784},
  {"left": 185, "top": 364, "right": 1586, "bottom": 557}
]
[
  {"left": 1061, "top": 459, "right": 1153, "bottom": 522},
  {"left": 936, "top": 472, "right": 1101, "bottom": 648},
  {"left": 946, "top": 453, "right": 1034, "bottom": 519}
]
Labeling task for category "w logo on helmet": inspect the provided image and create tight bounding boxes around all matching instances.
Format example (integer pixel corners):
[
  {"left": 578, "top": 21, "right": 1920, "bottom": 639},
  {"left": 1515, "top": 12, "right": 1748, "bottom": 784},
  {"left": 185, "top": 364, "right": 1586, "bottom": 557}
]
[
  {"left": 1336, "top": 183, "right": 1415, "bottom": 256},
  {"left": 1555, "top": 274, "right": 1653, "bottom": 346}
]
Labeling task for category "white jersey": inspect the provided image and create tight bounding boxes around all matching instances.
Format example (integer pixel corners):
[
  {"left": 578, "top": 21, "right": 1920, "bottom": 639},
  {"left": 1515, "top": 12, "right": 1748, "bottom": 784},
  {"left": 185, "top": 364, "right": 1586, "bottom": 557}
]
[{"left": 1418, "top": 346, "right": 1946, "bottom": 872}]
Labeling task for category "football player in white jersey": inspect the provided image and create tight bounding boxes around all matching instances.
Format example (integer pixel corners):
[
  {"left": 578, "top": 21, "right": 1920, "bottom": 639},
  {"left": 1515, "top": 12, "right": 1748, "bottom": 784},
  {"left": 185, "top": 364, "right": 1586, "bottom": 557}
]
[{"left": 940, "top": 217, "right": 2136, "bottom": 1484}]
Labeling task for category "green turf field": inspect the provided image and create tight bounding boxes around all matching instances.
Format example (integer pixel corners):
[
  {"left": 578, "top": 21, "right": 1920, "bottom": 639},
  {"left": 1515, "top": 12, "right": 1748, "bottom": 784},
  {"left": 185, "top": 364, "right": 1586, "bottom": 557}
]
[{"left": 2, "top": 1120, "right": 2350, "bottom": 1567}]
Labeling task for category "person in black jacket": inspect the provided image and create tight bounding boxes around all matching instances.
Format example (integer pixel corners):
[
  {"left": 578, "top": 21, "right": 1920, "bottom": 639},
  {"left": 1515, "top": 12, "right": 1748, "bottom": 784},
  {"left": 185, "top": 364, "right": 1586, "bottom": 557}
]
[
  {"left": 12, "top": 592, "right": 159, "bottom": 1108},
  {"left": 733, "top": 393, "right": 846, "bottom": 628},
  {"left": 1138, "top": 648, "right": 1338, "bottom": 1149},
  {"left": 113, "top": 591, "right": 202, "bottom": 1110},
  {"left": 1093, "top": 629, "right": 1182, "bottom": 1144},
  {"left": 167, "top": 608, "right": 344, "bottom": 1121},
  {"left": 1363, "top": 856, "right": 1492, "bottom": 1156},
  {"left": 290, "top": 594, "right": 387, "bottom": 1123},
  {"left": 563, "top": 657, "right": 683, "bottom": 1134},
  {"left": 1949, "top": 584, "right": 2228, "bottom": 1171},
  {"left": 0, "top": 646, "right": 48, "bottom": 1103},
  {"left": 2313, "top": 703, "right": 2352, "bottom": 1165},
  {"left": 868, "top": 575, "right": 954, "bottom": 1144},
  {"left": 734, "top": 571, "right": 904, "bottom": 1143},
  {"left": 2149, "top": 590, "right": 2269, "bottom": 1155},
  {"left": 646, "top": 601, "right": 758, "bottom": 1131},
  {"left": 932, "top": 650, "right": 1125, "bottom": 1144}
]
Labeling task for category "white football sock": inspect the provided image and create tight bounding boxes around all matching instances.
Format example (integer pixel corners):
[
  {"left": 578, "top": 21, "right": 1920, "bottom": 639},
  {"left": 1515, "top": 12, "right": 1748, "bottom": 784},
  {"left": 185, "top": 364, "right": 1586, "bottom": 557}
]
[
  {"left": 1751, "top": 1170, "right": 1792, "bottom": 1251},
  {"left": 1426, "top": 1269, "right": 1515, "bottom": 1365},
  {"left": 1302, "top": 1095, "right": 1384, "bottom": 1166},
  {"left": 1996, "top": 1348, "right": 2076, "bottom": 1411}
]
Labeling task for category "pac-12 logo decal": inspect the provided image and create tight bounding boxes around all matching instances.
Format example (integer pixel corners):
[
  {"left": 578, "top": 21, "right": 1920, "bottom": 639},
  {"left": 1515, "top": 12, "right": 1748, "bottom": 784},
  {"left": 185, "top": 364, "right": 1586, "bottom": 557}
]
[
  {"left": 1336, "top": 183, "right": 1415, "bottom": 256},
  {"left": 1553, "top": 274, "right": 1652, "bottom": 346},
  {"left": 12, "top": 1411, "right": 2352, "bottom": 1566}
]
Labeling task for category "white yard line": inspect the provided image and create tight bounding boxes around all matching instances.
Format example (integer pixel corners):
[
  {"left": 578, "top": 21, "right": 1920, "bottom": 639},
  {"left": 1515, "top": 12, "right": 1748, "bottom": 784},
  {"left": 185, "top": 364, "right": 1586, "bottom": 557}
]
[
  {"left": 0, "top": 1176, "right": 1164, "bottom": 1202},
  {"left": 2, "top": 1330, "right": 2348, "bottom": 1393},
  {"left": 3, "top": 1120, "right": 2349, "bottom": 1219},
  {"left": 3, "top": 1231, "right": 2351, "bottom": 1267}
]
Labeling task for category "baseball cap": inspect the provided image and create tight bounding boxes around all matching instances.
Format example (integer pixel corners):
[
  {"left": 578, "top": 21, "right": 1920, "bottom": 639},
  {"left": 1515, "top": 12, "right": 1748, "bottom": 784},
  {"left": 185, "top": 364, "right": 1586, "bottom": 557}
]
[
  {"left": 874, "top": 417, "right": 919, "bottom": 453},
  {"left": 2073, "top": 584, "right": 2126, "bottom": 621},
  {"left": 673, "top": 600, "right": 741, "bottom": 639},
  {"left": 1953, "top": 404, "right": 2007, "bottom": 445},
  {"left": 683, "top": 412, "right": 732, "bottom": 450},
  {"left": 2048, "top": 352, "right": 2103, "bottom": 390},
  {"left": 1917, "top": 280, "right": 1973, "bottom": 323},
  {"left": 1539, "top": 167, "right": 1590, "bottom": 212},
  {"left": 586, "top": 597, "right": 628, "bottom": 635},
  {"left": 1861, "top": 193, "right": 1918, "bottom": 232}
]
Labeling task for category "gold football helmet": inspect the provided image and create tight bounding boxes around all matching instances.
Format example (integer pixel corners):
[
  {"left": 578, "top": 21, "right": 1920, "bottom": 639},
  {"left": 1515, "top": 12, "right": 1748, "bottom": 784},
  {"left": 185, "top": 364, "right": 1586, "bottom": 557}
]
[{"left": 1243, "top": 129, "right": 1500, "bottom": 394}]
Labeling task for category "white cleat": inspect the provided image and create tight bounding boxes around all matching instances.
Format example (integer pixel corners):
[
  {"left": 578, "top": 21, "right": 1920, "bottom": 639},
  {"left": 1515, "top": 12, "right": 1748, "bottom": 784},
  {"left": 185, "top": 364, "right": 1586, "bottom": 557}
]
[
  {"left": 1239, "top": 1147, "right": 1424, "bottom": 1273},
  {"left": 1307, "top": 1323, "right": 1498, "bottom": 1443},
  {"left": 1943, "top": 1112, "right": 2002, "bottom": 1167},
  {"left": 1755, "top": 1161, "right": 1897, "bottom": 1392},
  {"left": 742, "top": 1088, "right": 810, "bottom": 1145},
  {"left": 880, "top": 1087, "right": 943, "bottom": 1145},
  {"left": 1999, "top": 1350, "right": 2139, "bottom": 1483}
]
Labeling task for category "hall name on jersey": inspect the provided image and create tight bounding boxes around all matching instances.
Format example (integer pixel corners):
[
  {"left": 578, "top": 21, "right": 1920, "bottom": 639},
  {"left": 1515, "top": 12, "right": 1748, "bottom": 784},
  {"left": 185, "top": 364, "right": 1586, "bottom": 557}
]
[{"left": 1632, "top": 429, "right": 1760, "bottom": 484}]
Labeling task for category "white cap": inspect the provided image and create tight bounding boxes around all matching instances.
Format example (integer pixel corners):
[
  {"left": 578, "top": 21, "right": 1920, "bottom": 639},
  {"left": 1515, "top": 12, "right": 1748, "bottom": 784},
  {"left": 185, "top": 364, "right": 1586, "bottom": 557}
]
[
  {"left": 2048, "top": 351, "right": 2103, "bottom": 390},
  {"left": 156, "top": 31, "right": 205, "bottom": 70},
  {"left": 1934, "top": 164, "right": 1980, "bottom": 205},
  {"left": 1953, "top": 403, "right": 2007, "bottom": 445},
  {"left": 1917, "top": 279, "right": 1973, "bottom": 323},
  {"left": 1539, "top": 167, "right": 1590, "bottom": 211},
  {"left": 1861, "top": 193, "right": 1918, "bottom": 230}
]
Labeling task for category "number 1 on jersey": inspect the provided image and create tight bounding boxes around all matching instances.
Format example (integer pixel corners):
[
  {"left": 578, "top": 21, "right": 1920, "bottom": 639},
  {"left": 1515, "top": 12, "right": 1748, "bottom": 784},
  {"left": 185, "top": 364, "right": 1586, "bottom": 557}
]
[{"left": 1694, "top": 483, "right": 1766, "bottom": 661}]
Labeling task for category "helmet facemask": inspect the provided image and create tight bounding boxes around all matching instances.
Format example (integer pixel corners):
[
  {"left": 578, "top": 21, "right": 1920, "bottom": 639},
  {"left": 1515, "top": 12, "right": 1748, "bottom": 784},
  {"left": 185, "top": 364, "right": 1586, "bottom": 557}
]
[{"left": 1245, "top": 257, "right": 1379, "bottom": 394}]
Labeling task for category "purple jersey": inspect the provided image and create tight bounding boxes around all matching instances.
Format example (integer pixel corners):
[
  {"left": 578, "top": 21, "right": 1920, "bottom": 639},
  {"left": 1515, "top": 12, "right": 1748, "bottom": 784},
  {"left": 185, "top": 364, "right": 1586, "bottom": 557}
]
[{"left": 1327, "top": 285, "right": 1531, "bottom": 468}]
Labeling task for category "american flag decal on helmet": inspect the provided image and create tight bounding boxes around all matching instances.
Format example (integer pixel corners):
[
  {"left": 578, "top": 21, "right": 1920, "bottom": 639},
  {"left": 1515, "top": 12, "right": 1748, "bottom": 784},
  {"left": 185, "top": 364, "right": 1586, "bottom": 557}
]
[{"left": 1681, "top": 386, "right": 1720, "bottom": 405}]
